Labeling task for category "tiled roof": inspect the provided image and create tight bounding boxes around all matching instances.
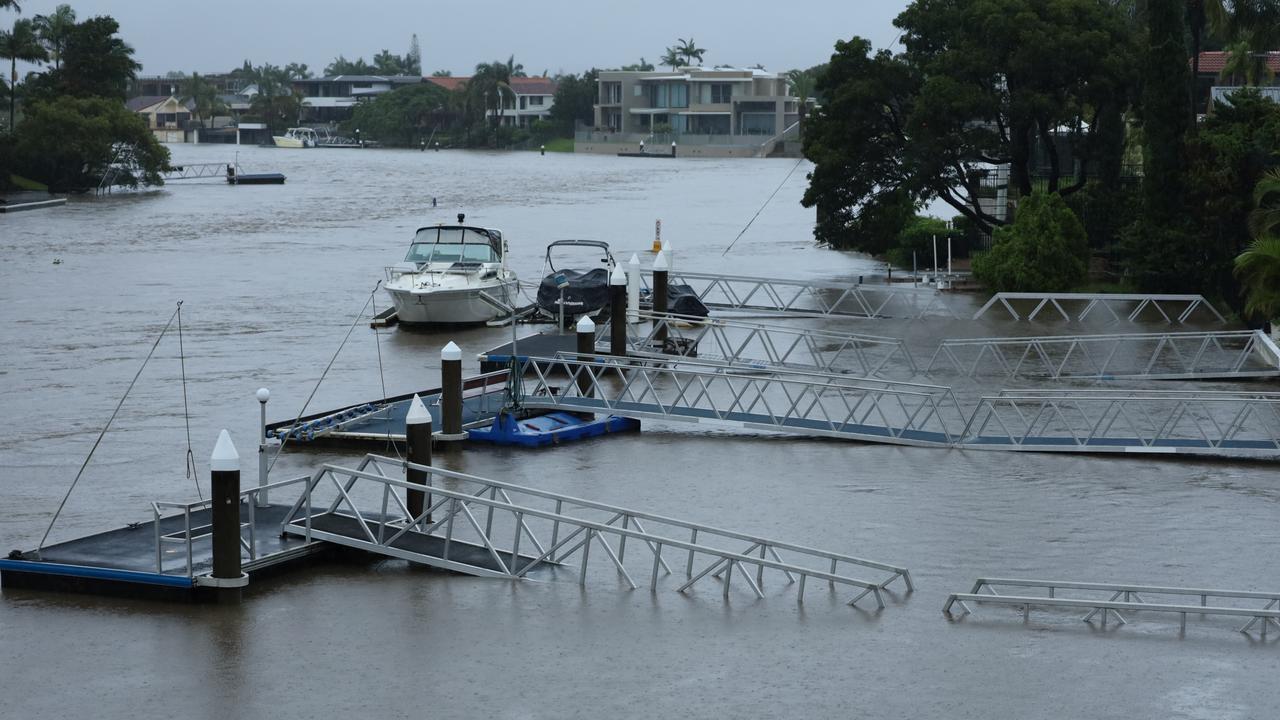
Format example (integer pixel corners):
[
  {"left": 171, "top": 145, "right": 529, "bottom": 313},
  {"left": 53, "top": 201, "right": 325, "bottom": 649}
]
[
  {"left": 126, "top": 95, "right": 170, "bottom": 111},
  {"left": 1195, "top": 50, "right": 1280, "bottom": 74},
  {"left": 426, "top": 76, "right": 469, "bottom": 91},
  {"left": 509, "top": 77, "right": 557, "bottom": 95}
]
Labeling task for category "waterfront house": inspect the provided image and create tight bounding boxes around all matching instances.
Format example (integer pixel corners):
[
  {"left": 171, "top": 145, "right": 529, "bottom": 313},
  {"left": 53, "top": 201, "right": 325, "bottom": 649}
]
[
  {"left": 424, "top": 76, "right": 558, "bottom": 128},
  {"left": 1195, "top": 50, "right": 1280, "bottom": 113},
  {"left": 291, "top": 75, "right": 426, "bottom": 123},
  {"left": 127, "top": 95, "right": 192, "bottom": 143},
  {"left": 582, "top": 67, "right": 800, "bottom": 157}
]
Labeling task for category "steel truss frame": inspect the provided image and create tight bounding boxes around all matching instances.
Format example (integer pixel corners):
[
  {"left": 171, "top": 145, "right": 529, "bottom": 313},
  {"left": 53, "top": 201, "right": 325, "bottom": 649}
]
[
  {"left": 523, "top": 355, "right": 966, "bottom": 446},
  {"left": 944, "top": 578, "right": 1280, "bottom": 636},
  {"left": 960, "top": 389, "right": 1280, "bottom": 454},
  {"left": 599, "top": 311, "right": 917, "bottom": 377},
  {"left": 280, "top": 454, "right": 912, "bottom": 609},
  {"left": 640, "top": 269, "right": 962, "bottom": 319},
  {"left": 927, "top": 329, "right": 1280, "bottom": 381},
  {"left": 972, "top": 293, "right": 1226, "bottom": 324}
]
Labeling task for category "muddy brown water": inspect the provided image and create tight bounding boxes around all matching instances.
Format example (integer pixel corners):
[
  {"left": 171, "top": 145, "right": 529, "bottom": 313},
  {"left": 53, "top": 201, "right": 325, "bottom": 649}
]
[{"left": 2, "top": 145, "right": 1278, "bottom": 719}]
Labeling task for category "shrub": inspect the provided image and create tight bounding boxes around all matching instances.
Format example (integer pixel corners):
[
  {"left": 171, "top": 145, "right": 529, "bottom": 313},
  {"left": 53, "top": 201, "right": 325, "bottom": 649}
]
[
  {"left": 972, "top": 191, "right": 1088, "bottom": 292},
  {"left": 886, "top": 216, "right": 957, "bottom": 269}
]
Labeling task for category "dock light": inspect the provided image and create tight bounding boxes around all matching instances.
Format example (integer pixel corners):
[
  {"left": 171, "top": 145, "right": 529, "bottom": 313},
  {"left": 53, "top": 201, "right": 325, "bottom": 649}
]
[
  {"left": 256, "top": 387, "right": 270, "bottom": 403},
  {"left": 256, "top": 387, "right": 270, "bottom": 506}
]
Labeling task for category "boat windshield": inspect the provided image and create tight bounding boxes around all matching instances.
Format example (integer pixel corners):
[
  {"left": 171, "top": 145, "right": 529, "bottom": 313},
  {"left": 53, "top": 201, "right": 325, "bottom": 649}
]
[{"left": 406, "top": 227, "right": 502, "bottom": 264}]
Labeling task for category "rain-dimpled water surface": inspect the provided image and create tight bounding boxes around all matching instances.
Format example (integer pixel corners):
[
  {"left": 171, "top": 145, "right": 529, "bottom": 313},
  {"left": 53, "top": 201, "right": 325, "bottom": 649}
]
[{"left": 2, "top": 144, "right": 1278, "bottom": 719}]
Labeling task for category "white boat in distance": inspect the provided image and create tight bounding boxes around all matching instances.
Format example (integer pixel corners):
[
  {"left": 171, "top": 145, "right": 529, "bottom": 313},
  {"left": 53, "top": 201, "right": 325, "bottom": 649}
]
[
  {"left": 384, "top": 222, "right": 519, "bottom": 325},
  {"left": 272, "top": 127, "right": 318, "bottom": 148}
]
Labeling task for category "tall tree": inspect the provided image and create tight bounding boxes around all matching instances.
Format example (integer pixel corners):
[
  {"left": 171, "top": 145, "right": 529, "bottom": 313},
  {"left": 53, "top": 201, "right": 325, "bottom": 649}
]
[
  {"left": 47, "top": 16, "right": 139, "bottom": 100},
  {"left": 283, "top": 62, "right": 312, "bottom": 80},
  {"left": 16, "top": 95, "right": 170, "bottom": 191},
  {"left": 31, "top": 3, "right": 72, "bottom": 69},
  {"left": 504, "top": 54, "right": 525, "bottom": 78},
  {"left": 621, "top": 57, "right": 654, "bottom": 71},
  {"left": 0, "top": 17, "right": 46, "bottom": 131},
  {"left": 784, "top": 68, "right": 817, "bottom": 124},
  {"left": 181, "top": 71, "right": 226, "bottom": 128},
  {"left": 549, "top": 69, "right": 598, "bottom": 134},
  {"left": 470, "top": 60, "right": 513, "bottom": 144},
  {"left": 675, "top": 38, "right": 705, "bottom": 66},
  {"left": 405, "top": 34, "right": 421, "bottom": 75},
  {"left": 372, "top": 49, "right": 403, "bottom": 75},
  {"left": 801, "top": 0, "right": 1136, "bottom": 249},
  {"left": 1140, "top": 0, "right": 1192, "bottom": 224},
  {"left": 660, "top": 47, "right": 680, "bottom": 71}
]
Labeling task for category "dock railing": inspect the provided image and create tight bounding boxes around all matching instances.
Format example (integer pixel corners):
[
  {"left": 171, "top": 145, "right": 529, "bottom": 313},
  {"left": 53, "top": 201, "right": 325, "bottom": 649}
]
[
  {"left": 944, "top": 578, "right": 1280, "bottom": 635},
  {"left": 151, "top": 474, "right": 312, "bottom": 577},
  {"left": 280, "top": 454, "right": 912, "bottom": 609}
]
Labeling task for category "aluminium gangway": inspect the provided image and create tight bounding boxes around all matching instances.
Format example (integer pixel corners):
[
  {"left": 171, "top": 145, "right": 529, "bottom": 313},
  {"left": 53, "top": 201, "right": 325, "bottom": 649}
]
[
  {"left": 926, "top": 329, "right": 1280, "bottom": 381},
  {"left": 279, "top": 454, "right": 913, "bottom": 610},
  {"left": 516, "top": 356, "right": 1280, "bottom": 457}
]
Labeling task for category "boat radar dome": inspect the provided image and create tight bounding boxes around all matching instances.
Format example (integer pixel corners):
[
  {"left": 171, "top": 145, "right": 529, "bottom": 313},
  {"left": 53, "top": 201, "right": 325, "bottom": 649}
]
[{"left": 457, "top": 213, "right": 465, "bottom": 223}]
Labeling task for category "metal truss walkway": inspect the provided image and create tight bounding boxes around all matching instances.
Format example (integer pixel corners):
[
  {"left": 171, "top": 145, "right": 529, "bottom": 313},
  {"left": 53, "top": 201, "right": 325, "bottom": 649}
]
[
  {"left": 944, "top": 578, "right": 1280, "bottom": 636},
  {"left": 926, "top": 329, "right": 1280, "bottom": 381},
  {"left": 519, "top": 357, "right": 1280, "bottom": 457},
  {"left": 959, "top": 389, "right": 1280, "bottom": 455},
  {"left": 603, "top": 311, "right": 918, "bottom": 377},
  {"left": 162, "top": 162, "right": 234, "bottom": 181},
  {"left": 641, "top": 269, "right": 962, "bottom": 319},
  {"left": 281, "top": 454, "right": 912, "bottom": 609},
  {"left": 522, "top": 355, "right": 965, "bottom": 446},
  {"left": 972, "top": 292, "right": 1227, "bottom": 324}
]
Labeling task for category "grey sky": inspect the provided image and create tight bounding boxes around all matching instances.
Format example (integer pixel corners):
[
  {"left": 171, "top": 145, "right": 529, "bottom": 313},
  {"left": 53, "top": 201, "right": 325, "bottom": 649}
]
[{"left": 11, "top": 0, "right": 910, "bottom": 77}]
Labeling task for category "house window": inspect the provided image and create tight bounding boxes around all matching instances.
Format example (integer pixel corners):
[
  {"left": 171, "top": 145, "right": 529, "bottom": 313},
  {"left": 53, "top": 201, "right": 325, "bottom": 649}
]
[
  {"left": 529, "top": 95, "right": 543, "bottom": 106},
  {"left": 711, "top": 84, "right": 733, "bottom": 104},
  {"left": 601, "top": 82, "right": 622, "bottom": 104},
  {"left": 668, "top": 83, "right": 688, "bottom": 108},
  {"left": 520, "top": 96, "right": 527, "bottom": 110}
]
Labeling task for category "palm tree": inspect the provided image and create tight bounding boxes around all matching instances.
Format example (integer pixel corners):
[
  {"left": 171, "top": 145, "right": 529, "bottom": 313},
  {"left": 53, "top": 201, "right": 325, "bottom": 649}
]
[
  {"left": 1234, "top": 237, "right": 1280, "bottom": 323},
  {"left": 0, "top": 17, "right": 46, "bottom": 131},
  {"left": 504, "top": 54, "right": 525, "bottom": 78},
  {"left": 785, "top": 69, "right": 816, "bottom": 124},
  {"left": 31, "top": 3, "right": 72, "bottom": 69},
  {"left": 0, "top": 1, "right": 21, "bottom": 11},
  {"left": 182, "top": 71, "right": 226, "bottom": 129},
  {"left": 660, "top": 47, "right": 681, "bottom": 71},
  {"left": 470, "top": 61, "right": 513, "bottom": 145},
  {"left": 1248, "top": 169, "right": 1280, "bottom": 241},
  {"left": 676, "top": 38, "right": 705, "bottom": 66},
  {"left": 1218, "top": 38, "right": 1275, "bottom": 86}
]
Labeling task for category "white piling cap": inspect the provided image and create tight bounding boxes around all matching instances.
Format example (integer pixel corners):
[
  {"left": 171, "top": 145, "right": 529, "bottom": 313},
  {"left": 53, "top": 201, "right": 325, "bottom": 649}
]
[
  {"left": 628, "top": 253, "right": 640, "bottom": 268},
  {"left": 406, "top": 394, "right": 431, "bottom": 425},
  {"left": 576, "top": 315, "right": 596, "bottom": 333},
  {"left": 256, "top": 387, "right": 270, "bottom": 403},
  {"left": 610, "top": 265, "right": 627, "bottom": 285},
  {"left": 653, "top": 250, "right": 668, "bottom": 271},
  {"left": 210, "top": 429, "right": 239, "bottom": 472},
  {"left": 441, "top": 341, "right": 461, "bottom": 361}
]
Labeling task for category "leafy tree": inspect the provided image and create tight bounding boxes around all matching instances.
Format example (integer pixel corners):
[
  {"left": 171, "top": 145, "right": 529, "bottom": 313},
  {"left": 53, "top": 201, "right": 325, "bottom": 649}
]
[
  {"left": 431, "top": 69, "right": 452, "bottom": 77},
  {"left": 470, "top": 60, "right": 514, "bottom": 144},
  {"left": 181, "top": 71, "right": 226, "bottom": 128},
  {"left": 283, "top": 62, "right": 311, "bottom": 80},
  {"left": 886, "top": 215, "right": 960, "bottom": 269},
  {"left": 1250, "top": 169, "right": 1280, "bottom": 239},
  {"left": 373, "top": 49, "right": 403, "bottom": 75},
  {"left": 621, "top": 57, "right": 654, "bottom": 71},
  {"left": 675, "top": 38, "right": 705, "bottom": 66},
  {"left": 325, "top": 55, "right": 375, "bottom": 76},
  {"left": 0, "top": 17, "right": 46, "bottom": 130},
  {"left": 27, "top": 15, "right": 138, "bottom": 102},
  {"left": 1218, "top": 38, "right": 1275, "bottom": 85},
  {"left": 972, "top": 192, "right": 1088, "bottom": 292},
  {"left": 31, "top": 3, "right": 72, "bottom": 69},
  {"left": 14, "top": 95, "right": 169, "bottom": 190},
  {"left": 0, "top": 1, "right": 20, "bottom": 11},
  {"left": 801, "top": 0, "right": 1136, "bottom": 251},
  {"left": 1140, "top": 0, "right": 1193, "bottom": 226},
  {"left": 505, "top": 54, "right": 525, "bottom": 78},
  {"left": 346, "top": 83, "right": 449, "bottom": 146},
  {"left": 784, "top": 68, "right": 817, "bottom": 124},
  {"left": 548, "top": 69, "right": 598, "bottom": 134}
]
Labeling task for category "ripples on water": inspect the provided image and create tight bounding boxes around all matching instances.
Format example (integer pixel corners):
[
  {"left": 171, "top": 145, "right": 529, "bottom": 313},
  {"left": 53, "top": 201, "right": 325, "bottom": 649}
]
[{"left": 1, "top": 145, "right": 1277, "bottom": 718}]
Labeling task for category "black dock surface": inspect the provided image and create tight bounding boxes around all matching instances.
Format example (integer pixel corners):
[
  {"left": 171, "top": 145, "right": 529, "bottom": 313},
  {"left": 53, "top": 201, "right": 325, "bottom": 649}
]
[{"left": 480, "top": 332, "right": 584, "bottom": 373}]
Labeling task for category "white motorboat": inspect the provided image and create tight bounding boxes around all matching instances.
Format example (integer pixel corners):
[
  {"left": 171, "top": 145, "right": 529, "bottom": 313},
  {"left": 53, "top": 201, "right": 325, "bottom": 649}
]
[
  {"left": 384, "top": 222, "right": 518, "bottom": 325},
  {"left": 272, "top": 127, "right": 318, "bottom": 148}
]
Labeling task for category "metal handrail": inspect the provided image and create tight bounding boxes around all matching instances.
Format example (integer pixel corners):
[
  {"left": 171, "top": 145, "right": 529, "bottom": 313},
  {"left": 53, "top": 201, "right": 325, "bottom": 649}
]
[
  {"left": 972, "top": 292, "right": 1227, "bottom": 324},
  {"left": 151, "top": 474, "right": 311, "bottom": 577},
  {"left": 279, "top": 455, "right": 912, "bottom": 610},
  {"left": 944, "top": 577, "right": 1280, "bottom": 635}
]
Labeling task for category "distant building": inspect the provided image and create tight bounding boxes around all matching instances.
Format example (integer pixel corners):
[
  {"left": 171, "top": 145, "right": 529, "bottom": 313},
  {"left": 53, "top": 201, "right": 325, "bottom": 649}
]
[
  {"left": 593, "top": 67, "right": 796, "bottom": 135},
  {"left": 291, "top": 75, "right": 426, "bottom": 123},
  {"left": 1195, "top": 50, "right": 1280, "bottom": 113},
  {"left": 424, "top": 76, "right": 558, "bottom": 127},
  {"left": 128, "top": 73, "right": 246, "bottom": 99},
  {"left": 126, "top": 95, "right": 192, "bottom": 143}
]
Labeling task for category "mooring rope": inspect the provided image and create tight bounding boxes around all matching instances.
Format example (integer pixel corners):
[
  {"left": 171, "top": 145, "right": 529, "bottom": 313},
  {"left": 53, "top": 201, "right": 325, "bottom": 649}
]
[
  {"left": 268, "top": 284, "right": 378, "bottom": 472},
  {"left": 721, "top": 156, "right": 806, "bottom": 257},
  {"left": 37, "top": 303, "right": 182, "bottom": 556},
  {"left": 369, "top": 285, "right": 402, "bottom": 461},
  {"left": 176, "top": 302, "right": 203, "bottom": 501}
]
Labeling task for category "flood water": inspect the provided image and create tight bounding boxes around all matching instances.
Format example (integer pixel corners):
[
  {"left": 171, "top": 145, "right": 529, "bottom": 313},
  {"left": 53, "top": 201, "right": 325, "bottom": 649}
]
[{"left": 2, "top": 145, "right": 1278, "bottom": 719}]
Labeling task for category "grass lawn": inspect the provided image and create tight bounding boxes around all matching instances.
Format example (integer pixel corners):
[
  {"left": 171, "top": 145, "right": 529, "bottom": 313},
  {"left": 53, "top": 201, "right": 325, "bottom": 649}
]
[
  {"left": 8, "top": 174, "right": 48, "bottom": 191},
  {"left": 541, "top": 137, "right": 574, "bottom": 153}
]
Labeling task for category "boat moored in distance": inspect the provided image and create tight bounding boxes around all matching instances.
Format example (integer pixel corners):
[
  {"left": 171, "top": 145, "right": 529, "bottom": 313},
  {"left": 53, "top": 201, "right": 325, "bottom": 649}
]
[
  {"left": 272, "top": 127, "right": 318, "bottom": 148},
  {"left": 384, "top": 219, "right": 518, "bottom": 325}
]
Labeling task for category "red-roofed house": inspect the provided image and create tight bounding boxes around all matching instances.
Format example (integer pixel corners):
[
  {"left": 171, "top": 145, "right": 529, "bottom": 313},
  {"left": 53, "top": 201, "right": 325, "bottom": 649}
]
[
  {"left": 1194, "top": 51, "right": 1280, "bottom": 113},
  {"left": 425, "top": 75, "right": 558, "bottom": 127}
]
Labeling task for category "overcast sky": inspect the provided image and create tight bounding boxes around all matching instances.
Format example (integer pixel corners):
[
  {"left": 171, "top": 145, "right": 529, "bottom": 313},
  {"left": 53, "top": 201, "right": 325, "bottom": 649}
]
[{"left": 11, "top": 0, "right": 910, "bottom": 77}]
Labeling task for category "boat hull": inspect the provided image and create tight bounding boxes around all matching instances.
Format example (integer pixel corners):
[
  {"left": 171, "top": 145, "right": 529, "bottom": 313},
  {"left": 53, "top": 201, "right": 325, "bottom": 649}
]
[
  {"left": 386, "top": 279, "right": 518, "bottom": 325},
  {"left": 272, "top": 136, "right": 307, "bottom": 148}
]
